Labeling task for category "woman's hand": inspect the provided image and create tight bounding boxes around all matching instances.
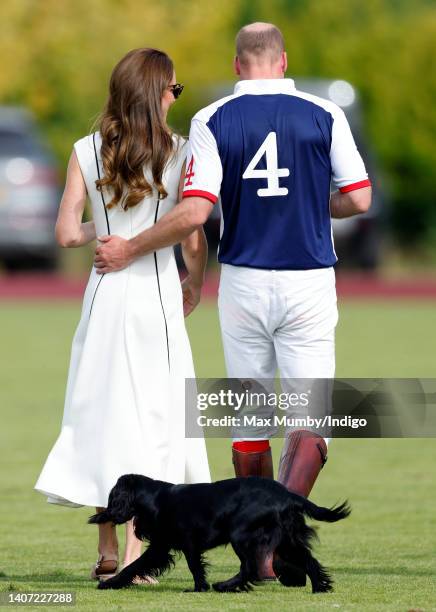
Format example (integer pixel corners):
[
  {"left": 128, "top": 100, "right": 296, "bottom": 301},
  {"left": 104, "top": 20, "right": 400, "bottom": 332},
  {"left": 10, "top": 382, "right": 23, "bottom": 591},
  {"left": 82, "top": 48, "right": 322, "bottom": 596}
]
[{"left": 181, "top": 275, "right": 202, "bottom": 317}]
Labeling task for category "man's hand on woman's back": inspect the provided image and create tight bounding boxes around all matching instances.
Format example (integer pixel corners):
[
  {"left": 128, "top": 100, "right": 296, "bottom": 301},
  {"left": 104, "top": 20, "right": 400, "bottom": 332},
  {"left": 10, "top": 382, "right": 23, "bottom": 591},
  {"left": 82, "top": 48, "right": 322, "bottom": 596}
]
[{"left": 94, "top": 235, "right": 134, "bottom": 274}]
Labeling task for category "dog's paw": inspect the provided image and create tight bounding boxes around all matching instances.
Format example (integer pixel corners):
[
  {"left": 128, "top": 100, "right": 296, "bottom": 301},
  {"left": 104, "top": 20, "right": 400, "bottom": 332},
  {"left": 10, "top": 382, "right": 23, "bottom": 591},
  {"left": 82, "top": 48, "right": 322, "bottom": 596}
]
[
  {"left": 184, "top": 583, "right": 210, "bottom": 593},
  {"left": 273, "top": 558, "right": 307, "bottom": 587},
  {"left": 236, "top": 583, "right": 252, "bottom": 593},
  {"left": 312, "top": 573, "right": 333, "bottom": 594},
  {"left": 97, "top": 578, "right": 126, "bottom": 590},
  {"left": 312, "top": 580, "right": 333, "bottom": 594},
  {"left": 212, "top": 582, "right": 234, "bottom": 593},
  {"left": 212, "top": 580, "right": 252, "bottom": 593}
]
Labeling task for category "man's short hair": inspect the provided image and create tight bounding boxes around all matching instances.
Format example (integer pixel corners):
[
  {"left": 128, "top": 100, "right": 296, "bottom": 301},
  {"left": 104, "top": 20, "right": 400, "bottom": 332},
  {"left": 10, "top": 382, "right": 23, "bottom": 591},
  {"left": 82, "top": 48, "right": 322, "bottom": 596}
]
[{"left": 236, "top": 22, "right": 285, "bottom": 65}]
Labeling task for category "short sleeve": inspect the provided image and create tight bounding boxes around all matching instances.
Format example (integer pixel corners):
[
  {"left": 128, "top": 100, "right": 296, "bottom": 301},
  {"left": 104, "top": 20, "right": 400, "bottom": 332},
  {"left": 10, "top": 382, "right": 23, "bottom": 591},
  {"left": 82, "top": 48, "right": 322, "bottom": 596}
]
[
  {"left": 182, "top": 119, "right": 223, "bottom": 204},
  {"left": 330, "top": 107, "right": 371, "bottom": 193}
]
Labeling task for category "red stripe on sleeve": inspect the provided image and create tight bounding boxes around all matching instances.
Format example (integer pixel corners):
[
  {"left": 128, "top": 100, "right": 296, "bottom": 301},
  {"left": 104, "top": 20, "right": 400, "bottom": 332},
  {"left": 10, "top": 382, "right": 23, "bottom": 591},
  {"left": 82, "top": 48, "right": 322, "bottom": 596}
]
[
  {"left": 182, "top": 189, "right": 218, "bottom": 204},
  {"left": 339, "top": 179, "right": 372, "bottom": 193}
]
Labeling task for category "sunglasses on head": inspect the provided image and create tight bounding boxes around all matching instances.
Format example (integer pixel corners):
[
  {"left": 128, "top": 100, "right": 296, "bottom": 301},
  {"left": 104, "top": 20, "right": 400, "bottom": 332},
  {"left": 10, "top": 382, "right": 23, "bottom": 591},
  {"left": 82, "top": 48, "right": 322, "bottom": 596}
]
[{"left": 168, "top": 83, "right": 184, "bottom": 99}]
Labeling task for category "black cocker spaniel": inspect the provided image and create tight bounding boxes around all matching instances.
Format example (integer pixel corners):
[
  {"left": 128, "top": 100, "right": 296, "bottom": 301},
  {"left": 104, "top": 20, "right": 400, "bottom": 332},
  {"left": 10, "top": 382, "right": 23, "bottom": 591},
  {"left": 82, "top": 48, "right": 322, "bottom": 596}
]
[{"left": 89, "top": 474, "right": 350, "bottom": 593}]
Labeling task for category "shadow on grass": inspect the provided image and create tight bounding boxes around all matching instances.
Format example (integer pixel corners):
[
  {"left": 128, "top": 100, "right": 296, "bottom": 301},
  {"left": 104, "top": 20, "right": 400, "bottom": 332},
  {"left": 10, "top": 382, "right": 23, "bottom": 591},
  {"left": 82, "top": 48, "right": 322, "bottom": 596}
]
[
  {"left": 0, "top": 572, "right": 206, "bottom": 594},
  {"left": 2, "top": 564, "right": 432, "bottom": 588}
]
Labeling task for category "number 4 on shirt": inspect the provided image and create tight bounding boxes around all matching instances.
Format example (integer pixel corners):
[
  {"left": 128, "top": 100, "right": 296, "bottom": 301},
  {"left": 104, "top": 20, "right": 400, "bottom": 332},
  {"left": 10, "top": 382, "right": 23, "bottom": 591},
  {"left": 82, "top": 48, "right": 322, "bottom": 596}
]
[
  {"left": 185, "top": 156, "right": 195, "bottom": 187},
  {"left": 242, "top": 131, "right": 290, "bottom": 197}
]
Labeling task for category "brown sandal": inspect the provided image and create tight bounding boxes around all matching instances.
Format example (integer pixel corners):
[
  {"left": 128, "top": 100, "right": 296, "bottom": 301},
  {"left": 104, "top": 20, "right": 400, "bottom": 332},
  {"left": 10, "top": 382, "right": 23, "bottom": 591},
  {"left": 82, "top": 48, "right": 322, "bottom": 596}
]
[{"left": 90, "top": 555, "right": 118, "bottom": 581}]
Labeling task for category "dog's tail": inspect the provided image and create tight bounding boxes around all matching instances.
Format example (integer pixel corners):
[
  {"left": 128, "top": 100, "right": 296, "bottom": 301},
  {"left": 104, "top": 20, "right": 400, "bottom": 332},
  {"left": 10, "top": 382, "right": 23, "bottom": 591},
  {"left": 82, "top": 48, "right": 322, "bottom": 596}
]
[{"left": 300, "top": 498, "right": 351, "bottom": 523}]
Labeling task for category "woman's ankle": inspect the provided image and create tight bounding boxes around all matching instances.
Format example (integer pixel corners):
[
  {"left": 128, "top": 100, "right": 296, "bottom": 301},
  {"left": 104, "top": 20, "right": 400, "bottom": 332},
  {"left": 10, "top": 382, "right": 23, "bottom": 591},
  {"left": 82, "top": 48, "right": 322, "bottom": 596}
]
[
  {"left": 122, "top": 551, "right": 141, "bottom": 567},
  {"left": 98, "top": 546, "right": 119, "bottom": 560}
]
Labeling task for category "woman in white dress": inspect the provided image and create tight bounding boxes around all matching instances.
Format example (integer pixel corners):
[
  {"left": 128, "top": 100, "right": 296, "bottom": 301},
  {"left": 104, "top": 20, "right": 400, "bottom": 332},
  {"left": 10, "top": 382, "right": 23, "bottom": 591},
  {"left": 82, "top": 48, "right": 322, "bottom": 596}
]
[{"left": 35, "top": 48, "right": 211, "bottom": 581}]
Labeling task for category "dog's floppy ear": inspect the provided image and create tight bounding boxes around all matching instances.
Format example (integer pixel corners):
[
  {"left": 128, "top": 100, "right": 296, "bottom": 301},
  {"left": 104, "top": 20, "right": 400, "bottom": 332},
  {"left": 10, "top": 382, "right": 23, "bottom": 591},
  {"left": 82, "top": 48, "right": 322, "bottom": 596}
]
[
  {"left": 107, "top": 476, "right": 137, "bottom": 523},
  {"left": 88, "top": 475, "right": 138, "bottom": 526}
]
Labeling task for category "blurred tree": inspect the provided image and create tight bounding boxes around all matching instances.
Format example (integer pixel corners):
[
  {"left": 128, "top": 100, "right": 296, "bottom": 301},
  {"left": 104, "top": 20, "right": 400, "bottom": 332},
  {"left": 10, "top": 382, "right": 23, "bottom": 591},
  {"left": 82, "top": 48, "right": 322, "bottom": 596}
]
[
  {"left": 0, "top": 0, "right": 435, "bottom": 246},
  {"left": 0, "top": 0, "right": 236, "bottom": 156}
]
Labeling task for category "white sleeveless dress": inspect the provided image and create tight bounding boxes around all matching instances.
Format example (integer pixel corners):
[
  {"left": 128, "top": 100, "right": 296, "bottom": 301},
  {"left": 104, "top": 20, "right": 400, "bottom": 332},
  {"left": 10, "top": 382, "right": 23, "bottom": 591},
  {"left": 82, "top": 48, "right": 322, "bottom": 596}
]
[{"left": 34, "top": 132, "right": 211, "bottom": 508}]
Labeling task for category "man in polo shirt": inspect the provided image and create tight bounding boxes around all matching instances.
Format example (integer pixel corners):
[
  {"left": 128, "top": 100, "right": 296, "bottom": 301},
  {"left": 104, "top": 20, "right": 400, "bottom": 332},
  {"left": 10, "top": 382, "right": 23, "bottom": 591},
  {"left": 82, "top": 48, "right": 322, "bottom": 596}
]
[{"left": 94, "top": 22, "right": 371, "bottom": 580}]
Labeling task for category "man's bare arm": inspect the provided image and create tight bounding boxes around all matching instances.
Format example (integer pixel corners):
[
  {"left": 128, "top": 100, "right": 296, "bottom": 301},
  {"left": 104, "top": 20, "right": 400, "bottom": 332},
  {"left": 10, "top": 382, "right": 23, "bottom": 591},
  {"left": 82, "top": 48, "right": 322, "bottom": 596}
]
[
  {"left": 94, "top": 196, "right": 213, "bottom": 274},
  {"left": 181, "top": 227, "right": 208, "bottom": 317},
  {"left": 330, "top": 186, "right": 372, "bottom": 219},
  {"left": 178, "top": 164, "right": 208, "bottom": 317}
]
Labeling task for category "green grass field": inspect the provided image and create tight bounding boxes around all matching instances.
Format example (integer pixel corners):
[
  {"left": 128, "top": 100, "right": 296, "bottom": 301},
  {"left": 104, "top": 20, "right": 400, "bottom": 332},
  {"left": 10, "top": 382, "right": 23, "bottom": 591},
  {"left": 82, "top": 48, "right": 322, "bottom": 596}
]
[{"left": 0, "top": 299, "right": 435, "bottom": 611}]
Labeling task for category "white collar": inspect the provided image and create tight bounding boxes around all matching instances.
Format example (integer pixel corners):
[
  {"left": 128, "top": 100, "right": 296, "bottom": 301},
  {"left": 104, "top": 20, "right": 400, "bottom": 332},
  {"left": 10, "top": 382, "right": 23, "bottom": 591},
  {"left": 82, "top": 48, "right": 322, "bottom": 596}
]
[{"left": 234, "top": 78, "right": 296, "bottom": 95}]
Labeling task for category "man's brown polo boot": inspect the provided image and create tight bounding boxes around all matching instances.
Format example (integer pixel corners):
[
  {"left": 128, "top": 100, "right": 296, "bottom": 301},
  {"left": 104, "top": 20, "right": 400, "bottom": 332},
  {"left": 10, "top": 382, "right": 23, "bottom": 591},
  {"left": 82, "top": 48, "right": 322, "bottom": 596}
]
[
  {"left": 277, "top": 430, "right": 327, "bottom": 497},
  {"left": 232, "top": 442, "right": 276, "bottom": 580},
  {"left": 272, "top": 430, "right": 328, "bottom": 586}
]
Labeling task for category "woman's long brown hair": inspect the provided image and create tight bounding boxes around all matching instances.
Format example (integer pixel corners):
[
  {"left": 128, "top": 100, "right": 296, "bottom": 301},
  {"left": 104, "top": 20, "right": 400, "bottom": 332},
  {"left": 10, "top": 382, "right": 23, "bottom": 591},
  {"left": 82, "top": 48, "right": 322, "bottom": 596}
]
[{"left": 95, "top": 48, "right": 176, "bottom": 209}]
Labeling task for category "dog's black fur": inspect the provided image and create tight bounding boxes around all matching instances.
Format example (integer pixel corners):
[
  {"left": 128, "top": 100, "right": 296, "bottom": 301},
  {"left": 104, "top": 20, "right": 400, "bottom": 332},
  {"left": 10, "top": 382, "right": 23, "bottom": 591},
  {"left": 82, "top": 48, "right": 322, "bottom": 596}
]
[{"left": 89, "top": 475, "right": 350, "bottom": 593}]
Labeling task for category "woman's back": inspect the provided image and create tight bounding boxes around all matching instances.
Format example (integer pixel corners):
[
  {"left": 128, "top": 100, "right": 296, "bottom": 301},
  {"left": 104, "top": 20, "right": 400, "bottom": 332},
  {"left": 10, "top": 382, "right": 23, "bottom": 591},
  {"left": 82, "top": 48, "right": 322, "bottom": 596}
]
[{"left": 74, "top": 131, "right": 186, "bottom": 240}]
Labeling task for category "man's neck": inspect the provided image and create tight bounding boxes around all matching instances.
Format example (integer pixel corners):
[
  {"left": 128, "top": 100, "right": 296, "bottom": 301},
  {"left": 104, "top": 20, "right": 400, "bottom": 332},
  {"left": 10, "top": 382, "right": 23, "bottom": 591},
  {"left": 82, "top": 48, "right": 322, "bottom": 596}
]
[{"left": 238, "top": 68, "right": 284, "bottom": 80}]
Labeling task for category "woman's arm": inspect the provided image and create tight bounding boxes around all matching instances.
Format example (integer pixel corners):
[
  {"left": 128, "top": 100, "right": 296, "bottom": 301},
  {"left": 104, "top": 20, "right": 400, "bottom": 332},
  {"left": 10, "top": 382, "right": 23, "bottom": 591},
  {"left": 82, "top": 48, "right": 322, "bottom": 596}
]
[
  {"left": 55, "top": 149, "right": 96, "bottom": 248},
  {"left": 179, "top": 163, "right": 208, "bottom": 316}
]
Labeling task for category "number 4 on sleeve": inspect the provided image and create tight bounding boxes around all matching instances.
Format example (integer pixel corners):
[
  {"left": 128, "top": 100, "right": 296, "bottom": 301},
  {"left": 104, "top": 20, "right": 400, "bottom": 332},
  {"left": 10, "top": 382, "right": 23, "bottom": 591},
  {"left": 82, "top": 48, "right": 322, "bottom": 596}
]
[{"left": 185, "top": 156, "right": 195, "bottom": 187}]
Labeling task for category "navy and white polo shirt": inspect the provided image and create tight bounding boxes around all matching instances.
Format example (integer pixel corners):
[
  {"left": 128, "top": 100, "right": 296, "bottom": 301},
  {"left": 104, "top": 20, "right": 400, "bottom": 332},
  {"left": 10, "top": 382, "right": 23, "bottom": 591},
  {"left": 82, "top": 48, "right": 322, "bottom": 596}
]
[{"left": 183, "top": 78, "right": 370, "bottom": 270}]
